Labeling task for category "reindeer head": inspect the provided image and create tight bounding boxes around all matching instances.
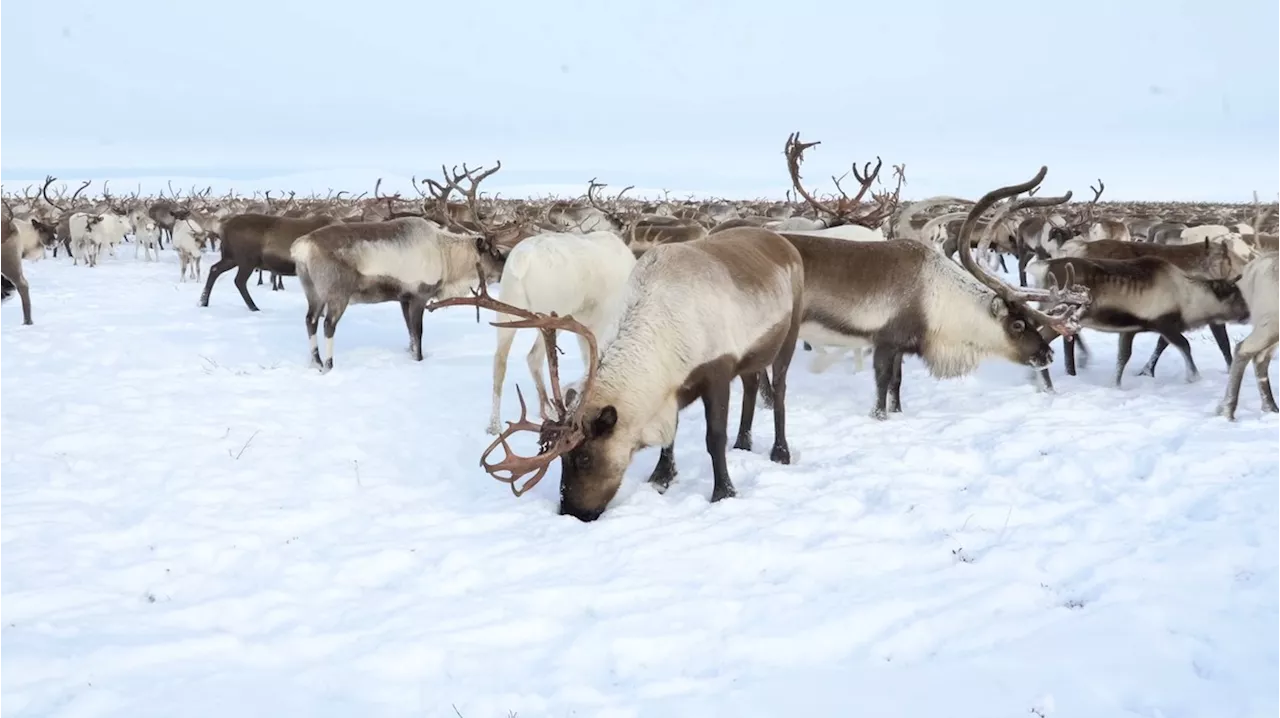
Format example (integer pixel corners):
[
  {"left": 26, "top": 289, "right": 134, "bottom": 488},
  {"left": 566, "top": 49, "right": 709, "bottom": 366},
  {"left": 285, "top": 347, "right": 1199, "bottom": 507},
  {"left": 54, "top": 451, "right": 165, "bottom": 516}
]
[{"left": 956, "top": 168, "right": 1094, "bottom": 369}]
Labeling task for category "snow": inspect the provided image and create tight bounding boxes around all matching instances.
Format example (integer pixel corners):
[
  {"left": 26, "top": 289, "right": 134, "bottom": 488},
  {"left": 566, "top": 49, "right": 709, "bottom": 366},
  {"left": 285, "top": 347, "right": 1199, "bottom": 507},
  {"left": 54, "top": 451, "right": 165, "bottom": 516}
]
[{"left": 2, "top": 244, "right": 1277, "bottom": 718}]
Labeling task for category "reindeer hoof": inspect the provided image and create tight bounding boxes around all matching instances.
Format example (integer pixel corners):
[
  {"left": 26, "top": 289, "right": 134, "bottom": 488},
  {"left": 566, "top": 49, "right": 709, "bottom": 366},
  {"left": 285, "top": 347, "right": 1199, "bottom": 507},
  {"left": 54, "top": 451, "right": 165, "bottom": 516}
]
[
  {"left": 1137, "top": 366, "right": 1155, "bottom": 377},
  {"left": 870, "top": 408, "right": 888, "bottom": 421},
  {"left": 1185, "top": 372, "right": 1201, "bottom": 384},
  {"left": 648, "top": 467, "right": 676, "bottom": 493},
  {"left": 769, "top": 443, "right": 791, "bottom": 465},
  {"left": 23, "top": 319, "right": 33, "bottom": 326},
  {"left": 1216, "top": 404, "right": 1236, "bottom": 421},
  {"left": 733, "top": 434, "right": 752, "bottom": 452},
  {"left": 710, "top": 483, "right": 737, "bottom": 502}
]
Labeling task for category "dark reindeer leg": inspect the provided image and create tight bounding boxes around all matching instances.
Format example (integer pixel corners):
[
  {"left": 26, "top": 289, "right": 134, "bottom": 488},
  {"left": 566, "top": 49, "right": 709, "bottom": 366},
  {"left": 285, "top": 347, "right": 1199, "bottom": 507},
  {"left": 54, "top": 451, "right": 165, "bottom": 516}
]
[
  {"left": 768, "top": 315, "right": 799, "bottom": 465},
  {"left": 1154, "top": 324, "right": 1198, "bottom": 382},
  {"left": 1138, "top": 337, "right": 1169, "bottom": 377},
  {"left": 648, "top": 441, "right": 678, "bottom": 493},
  {"left": 1114, "top": 332, "right": 1136, "bottom": 387},
  {"left": 256, "top": 268, "right": 265, "bottom": 286},
  {"left": 200, "top": 258, "right": 236, "bottom": 307},
  {"left": 734, "top": 372, "right": 758, "bottom": 451},
  {"left": 888, "top": 351, "right": 904, "bottom": 413},
  {"left": 233, "top": 264, "right": 261, "bottom": 311},
  {"left": 406, "top": 298, "right": 426, "bottom": 361},
  {"left": 1209, "top": 323, "right": 1233, "bottom": 368},
  {"left": 1063, "top": 335, "right": 1078, "bottom": 376},
  {"left": 871, "top": 344, "right": 896, "bottom": 420},
  {"left": 703, "top": 376, "right": 736, "bottom": 502}
]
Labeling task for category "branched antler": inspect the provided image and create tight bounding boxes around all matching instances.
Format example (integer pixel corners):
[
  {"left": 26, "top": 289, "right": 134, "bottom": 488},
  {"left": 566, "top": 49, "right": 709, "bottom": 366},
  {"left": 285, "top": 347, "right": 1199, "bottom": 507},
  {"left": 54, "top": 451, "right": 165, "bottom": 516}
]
[
  {"left": 426, "top": 267, "right": 598, "bottom": 496},
  {"left": 586, "top": 178, "right": 636, "bottom": 228},
  {"left": 784, "top": 132, "right": 900, "bottom": 228}
]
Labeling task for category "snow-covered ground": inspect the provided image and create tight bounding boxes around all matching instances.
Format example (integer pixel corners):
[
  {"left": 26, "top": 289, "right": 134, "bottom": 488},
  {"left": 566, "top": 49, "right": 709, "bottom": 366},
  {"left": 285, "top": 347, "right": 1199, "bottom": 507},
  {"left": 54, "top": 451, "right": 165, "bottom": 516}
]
[{"left": 2, "top": 245, "right": 1277, "bottom": 718}]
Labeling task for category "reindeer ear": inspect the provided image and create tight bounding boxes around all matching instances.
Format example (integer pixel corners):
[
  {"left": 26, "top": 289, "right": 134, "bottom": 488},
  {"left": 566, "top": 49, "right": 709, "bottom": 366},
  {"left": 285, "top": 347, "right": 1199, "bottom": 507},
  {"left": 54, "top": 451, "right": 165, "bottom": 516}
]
[
  {"left": 591, "top": 406, "right": 618, "bottom": 438},
  {"left": 989, "top": 295, "right": 1009, "bottom": 318}
]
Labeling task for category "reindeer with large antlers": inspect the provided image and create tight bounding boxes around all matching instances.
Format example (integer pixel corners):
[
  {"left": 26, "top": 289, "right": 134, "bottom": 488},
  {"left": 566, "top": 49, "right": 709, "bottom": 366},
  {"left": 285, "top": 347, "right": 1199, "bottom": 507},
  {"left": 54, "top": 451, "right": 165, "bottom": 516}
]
[
  {"left": 782, "top": 132, "right": 905, "bottom": 240},
  {"left": 290, "top": 161, "right": 512, "bottom": 371},
  {"left": 755, "top": 167, "right": 1091, "bottom": 416},
  {"left": 430, "top": 225, "right": 807, "bottom": 522}
]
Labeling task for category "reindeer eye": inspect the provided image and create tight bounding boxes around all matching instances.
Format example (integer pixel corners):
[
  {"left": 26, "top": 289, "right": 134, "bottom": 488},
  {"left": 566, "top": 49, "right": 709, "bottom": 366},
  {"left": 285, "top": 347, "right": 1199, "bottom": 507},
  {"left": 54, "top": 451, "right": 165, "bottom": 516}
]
[{"left": 1010, "top": 319, "right": 1026, "bottom": 333}]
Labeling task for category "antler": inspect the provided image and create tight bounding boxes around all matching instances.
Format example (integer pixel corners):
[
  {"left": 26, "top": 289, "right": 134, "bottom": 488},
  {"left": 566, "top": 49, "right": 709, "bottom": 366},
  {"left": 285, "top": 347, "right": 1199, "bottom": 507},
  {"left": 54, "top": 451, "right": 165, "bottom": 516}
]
[
  {"left": 784, "top": 132, "right": 898, "bottom": 228},
  {"left": 586, "top": 178, "right": 636, "bottom": 228},
  {"left": 426, "top": 268, "right": 599, "bottom": 496},
  {"left": 40, "top": 176, "right": 64, "bottom": 211},
  {"left": 1069, "top": 179, "right": 1105, "bottom": 234},
  {"left": 956, "top": 167, "right": 1092, "bottom": 336}
]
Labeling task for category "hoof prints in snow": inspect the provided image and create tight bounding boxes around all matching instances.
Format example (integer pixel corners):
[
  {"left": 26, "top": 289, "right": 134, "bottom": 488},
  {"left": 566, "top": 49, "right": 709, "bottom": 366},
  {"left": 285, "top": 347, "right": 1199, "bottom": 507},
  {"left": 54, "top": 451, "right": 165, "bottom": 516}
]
[{"left": 2, "top": 256, "right": 1277, "bottom": 718}]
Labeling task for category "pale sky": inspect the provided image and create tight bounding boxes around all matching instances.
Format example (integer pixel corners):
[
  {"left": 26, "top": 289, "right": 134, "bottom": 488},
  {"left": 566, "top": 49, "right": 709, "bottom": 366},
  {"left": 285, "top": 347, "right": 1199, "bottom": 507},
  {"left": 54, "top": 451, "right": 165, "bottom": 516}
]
[{"left": 3, "top": 0, "right": 1277, "bottom": 200}]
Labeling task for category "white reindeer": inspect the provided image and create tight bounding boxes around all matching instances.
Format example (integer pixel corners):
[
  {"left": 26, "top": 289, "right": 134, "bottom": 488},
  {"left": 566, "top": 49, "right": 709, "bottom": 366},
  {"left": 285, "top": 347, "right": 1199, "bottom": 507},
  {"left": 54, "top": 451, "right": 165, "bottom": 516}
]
[
  {"left": 172, "top": 218, "right": 208, "bottom": 281},
  {"left": 487, "top": 230, "right": 636, "bottom": 434}
]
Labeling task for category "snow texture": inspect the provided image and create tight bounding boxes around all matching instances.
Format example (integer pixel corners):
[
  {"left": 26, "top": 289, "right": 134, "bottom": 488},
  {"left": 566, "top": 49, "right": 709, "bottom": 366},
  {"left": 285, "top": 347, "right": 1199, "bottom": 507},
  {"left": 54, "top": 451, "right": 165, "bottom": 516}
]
[{"left": 2, "top": 245, "right": 1277, "bottom": 718}]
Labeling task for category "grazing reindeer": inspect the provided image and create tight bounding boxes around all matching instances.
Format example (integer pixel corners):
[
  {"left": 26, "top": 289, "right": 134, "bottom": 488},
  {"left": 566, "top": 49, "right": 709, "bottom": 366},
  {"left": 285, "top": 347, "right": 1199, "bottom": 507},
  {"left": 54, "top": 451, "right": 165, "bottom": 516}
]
[
  {"left": 486, "top": 229, "right": 636, "bottom": 434},
  {"left": 1029, "top": 256, "right": 1249, "bottom": 387},
  {"left": 761, "top": 167, "right": 1091, "bottom": 417},
  {"left": 1217, "top": 252, "right": 1279, "bottom": 420},
  {"left": 430, "top": 226, "right": 807, "bottom": 522},
  {"left": 291, "top": 162, "right": 510, "bottom": 372}
]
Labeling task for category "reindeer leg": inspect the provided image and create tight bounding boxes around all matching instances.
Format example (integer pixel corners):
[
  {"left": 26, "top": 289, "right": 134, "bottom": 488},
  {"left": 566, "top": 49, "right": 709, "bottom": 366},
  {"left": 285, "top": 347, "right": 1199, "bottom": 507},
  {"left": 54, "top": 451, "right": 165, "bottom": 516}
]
[
  {"left": 647, "top": 440, "right": 678, "bottom": 493},
  {"left": 305, "top": 299, "right": 324, "bottom": 369},
  {"left": 525, "top": 330, "right": 554, "bottom": 419},
  {"left": 1256, "top": 345, "right": 1279, "bottom": 413},
  {"left": 1114, "top": 332, "right": 1136, "bottom": 387},
  {"left": 1064, "top": 335, "right": 1078, "bottom": 376},
  {"left": 233, "top": 264, "right": 261, "bottom": 311},
  {"left": 1138, "top": 337, "right": 1169, "bottom": 377},
  {"left": 15, "top": 276, "right": 33, "bottom": 325},
  {"left": 1156, "top": 326, "right": 1198, "bottom": 383},
  {"left": 888, "top": 351, "right": 904, "bottom": 413},
  {"left": 703, "top": 376, "right": 736, "bottom": 502},
  {"left": 200, "top": 258, "right": 236, "bottom": 307},
  {"left": 871, "top": 344, "right": 896, "bottom": 420},
  {"left": 320, "top": 297, "right": 350, "bottom": 373},
  {"left": 401, "top": 298, "right": 425, "bottom": 361},
  {"left": 734, "top": 372, "right": 757, "bottom": 451},
  {"left": 256, "top": 268, "right": 265, "bottom": 286},
  {"left": 489, "top": 325, "right": 518, "bottom": 435},
  {"left": 1209, "top": 323, "right": 1233, "bottom": 369},
  {"left": 768, "top": 313, "right": 799, "bottom": 465}
]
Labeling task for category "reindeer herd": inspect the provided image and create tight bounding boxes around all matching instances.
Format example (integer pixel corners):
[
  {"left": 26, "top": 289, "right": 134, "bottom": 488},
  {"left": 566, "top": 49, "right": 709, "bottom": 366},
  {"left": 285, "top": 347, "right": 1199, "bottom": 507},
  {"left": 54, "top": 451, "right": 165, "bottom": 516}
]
[{"left": 2, "top": 133, "right": 1278, "bottom": 521}]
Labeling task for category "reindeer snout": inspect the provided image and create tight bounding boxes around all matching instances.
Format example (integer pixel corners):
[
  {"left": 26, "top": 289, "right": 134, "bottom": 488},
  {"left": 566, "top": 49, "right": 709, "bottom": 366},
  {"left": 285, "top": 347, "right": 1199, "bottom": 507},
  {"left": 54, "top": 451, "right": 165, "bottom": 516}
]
[{"left": 558, "top": 501, "right": 604, "bottom": 523}]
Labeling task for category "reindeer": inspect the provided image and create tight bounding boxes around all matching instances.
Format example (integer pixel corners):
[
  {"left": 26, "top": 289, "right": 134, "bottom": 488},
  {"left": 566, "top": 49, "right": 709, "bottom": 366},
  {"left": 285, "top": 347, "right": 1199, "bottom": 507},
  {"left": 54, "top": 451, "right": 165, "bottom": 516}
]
[
  {"left": 200, "top": 214, "right": 340, "bottom": 311},
  {"left": 1029, "top": 255, "right": 1249, "bottom": 388},
  {"left": 1217, "top": 252, "right": 1279, "bottom": 420},
  {"left": 1049, "top": 237, "right": 1244, "bottom": 376},
  {"left": 781, "top": 133, "right": 904, "bottom": 241},
  {"left": 1, "top": 217, "right": 40, "bottom": 324},
  {"left": 583, "top": 180, "right": 707, "bottom": 254},
  {"left": 761, "top": 167, "right": 1091, "bottom": 417},
  {"left": 429, "top": 226, "right": 807, "bottom": 522},
  {"left": 485, "top": 229, "right": 636, "bottom": 434},
  {"left": 173, "top": 218, "right": 210, "bottom": 281},
  {"left": 291, "top": 162, "right": 511, "bottom": 372}
]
